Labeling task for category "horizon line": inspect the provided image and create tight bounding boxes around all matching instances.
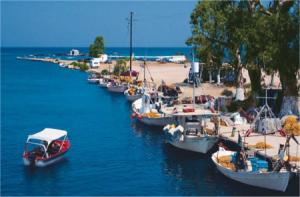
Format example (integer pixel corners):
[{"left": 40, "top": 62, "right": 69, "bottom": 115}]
[{"left": 1, "top": 46, "right": 190, "bottom": 48}]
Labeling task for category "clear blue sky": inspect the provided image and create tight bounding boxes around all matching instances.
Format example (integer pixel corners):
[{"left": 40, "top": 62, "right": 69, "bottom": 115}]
[{"left": 1, "top": 1, "right": 197, "bottom": 47}]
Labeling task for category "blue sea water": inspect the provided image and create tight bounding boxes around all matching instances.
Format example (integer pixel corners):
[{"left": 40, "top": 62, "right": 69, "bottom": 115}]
[{"left": 1, "top": 47, "right": 299, "bottom": 196}]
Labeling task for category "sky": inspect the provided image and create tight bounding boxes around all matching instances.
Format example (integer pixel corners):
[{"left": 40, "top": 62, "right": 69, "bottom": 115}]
[{"left": 1, "top": 1, "right": 197, "bottom": 47}]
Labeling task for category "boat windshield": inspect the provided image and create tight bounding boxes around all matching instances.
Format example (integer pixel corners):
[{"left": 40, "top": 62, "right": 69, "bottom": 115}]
[{"left": 26, "top": 138, "right": 48, "bottom": 151}]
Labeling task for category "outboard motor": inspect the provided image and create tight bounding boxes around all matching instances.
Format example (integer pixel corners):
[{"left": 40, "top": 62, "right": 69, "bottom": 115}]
[{"left": 28, "top": 152, "right": 36, "bottom": 166}]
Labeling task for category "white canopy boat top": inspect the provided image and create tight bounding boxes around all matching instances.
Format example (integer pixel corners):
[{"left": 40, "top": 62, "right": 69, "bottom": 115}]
[
  {"left": 161, "top": 104, "right": 219, "bottom": 116},
  {"left": 27, "top": 128, "right": 68, "bottom": 144}
]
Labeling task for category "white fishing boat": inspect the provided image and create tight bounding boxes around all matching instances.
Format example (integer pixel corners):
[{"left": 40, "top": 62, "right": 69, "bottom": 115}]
[
  {"left": 163, "top": 107, "right": 219, "bottom": 153},
  {"left": 107, "top": 81, "right": 128, "bottom": 93},
  {"left": 132, "top": 93, "right": 174, "bottom": 126},
  {"left": 211, "top": 150, "right": 291, "bottom": 192},
  {"left": 23, "top": 128, "right": 71, "bottom": 167}
]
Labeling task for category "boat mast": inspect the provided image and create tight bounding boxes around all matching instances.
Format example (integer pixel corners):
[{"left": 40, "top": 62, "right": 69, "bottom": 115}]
[
  {"left": 129, "top": 11, "right": 133, "bottom": 72},
  {"left": 143, "top": 59, "right": 146, "bottom": 88}
]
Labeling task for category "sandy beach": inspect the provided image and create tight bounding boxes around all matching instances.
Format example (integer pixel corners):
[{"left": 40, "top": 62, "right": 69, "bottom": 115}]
[{"left": 90, "top": 60, "right": 237, "bottom": 98}]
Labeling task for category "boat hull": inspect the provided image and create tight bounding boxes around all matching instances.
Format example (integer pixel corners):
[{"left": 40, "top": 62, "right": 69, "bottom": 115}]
[
  {"left": 23, "top": 151, "right": 68, "bottom": 167},
  {"left": 108, "top": 86, "right": 127, "bottom": 93},
  {"left": 211, "top": 151, "right": 291, "bottom": 192},
  {"left": 88, "top": 79, "right": 99, "bottom": 84},
  {"left": 99, "top": 82, "right": 108, "bottom": 88},
  {"left": 167, "top": 136, "right": 218, "bottom": 153},
  {"left": 139, "top": 116, "right": 174, "bottom": 127},
  {"left": 125, "top": 94, "right": 142, "bottom": 102}
]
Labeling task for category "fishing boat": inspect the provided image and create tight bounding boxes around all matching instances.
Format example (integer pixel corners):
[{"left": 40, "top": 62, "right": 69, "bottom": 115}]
[
  {"left": 211, "top": 149, "right": 291, "bottom": 192},
  {"left": 132, "top": 93, "right": 175, "bottom": 126},
  {"left": 87, "top": 73, "right": 100, "bottom": 84},
  {"left": 23, "top": 128, "right": 71, "bottom": 167},
  {"left": 124, "top": 86, "right": 144, "bottom": 102},
  {"left": 107, "top": 81, "right": 128, "bottom": 93},
  {"left": 163, "top": 107, "right": 219, "bottom": 153},
  {"left": 124, "top": 62, "right": 145, "bottom": 101}
]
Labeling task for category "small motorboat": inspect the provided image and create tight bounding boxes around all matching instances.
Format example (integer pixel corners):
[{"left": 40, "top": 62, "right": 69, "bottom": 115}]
[
  {"left": 211, "top": 149, "right": 291, "bottom": 192},
  {"left": 23, "top": 128, "right": 71, "bottom": 167}
]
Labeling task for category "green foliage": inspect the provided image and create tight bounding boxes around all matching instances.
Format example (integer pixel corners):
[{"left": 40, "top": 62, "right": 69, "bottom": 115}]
[
  {"left": 101, "top": 69, "right": 109, "bottom": 75},
  {"left": 188, "top": 0, "right": 299, "bottom": 96},
  {"left": 113, "top": 59, "right": 128, "bottom": 75},
  {"left": 89, "top": 36, "right": 105, "bottom": 58},
  {"left": 70, "top": 62, "right": 89, "bottom": 71}
]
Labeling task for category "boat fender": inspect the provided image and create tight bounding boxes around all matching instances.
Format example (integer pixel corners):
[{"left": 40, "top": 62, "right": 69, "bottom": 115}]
[
  {"left": 179, "top": 135, "right": 184, "bottom": 142},
  {"left": 137, "top": 115, "right": 143, "bottom": 120},
  {"left": 178, "top": 125, "right": 184, "bottom": 133},
  {"left": 131, "top": 112, "right": 137, "bottom": 119},
  {"left": 163, "top": 125, "right": 170, "bottom": 132}
]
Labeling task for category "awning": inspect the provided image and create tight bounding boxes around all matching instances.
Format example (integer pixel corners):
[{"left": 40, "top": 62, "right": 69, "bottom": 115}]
[{"left": 27, "top": 128, "right": 67, "bottom": 143}]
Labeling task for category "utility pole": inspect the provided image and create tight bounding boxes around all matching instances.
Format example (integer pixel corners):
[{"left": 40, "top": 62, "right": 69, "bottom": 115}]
[{"left": 129, "top": 11, "right": 133, "bottom": 71}]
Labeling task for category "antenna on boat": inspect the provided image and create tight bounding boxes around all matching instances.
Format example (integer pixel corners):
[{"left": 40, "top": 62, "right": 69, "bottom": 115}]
[
  {"left": 192, "top": 46, "right": 195, "bottom": 109},
  {"left": 253, "top": 55, "right": 277, "bottom": 157}
]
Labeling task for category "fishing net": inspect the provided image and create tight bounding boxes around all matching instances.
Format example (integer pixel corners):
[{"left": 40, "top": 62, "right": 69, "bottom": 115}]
[
  {"left": 283, "top": 116, "right": 300, "bottom": 136},
  {"left": 248, "top": 142, "right": 273, "bottom": 149},
  {"left": 217, "top": 155, "right": 236, "bottom": 171},
  {"left": 142, "top": 112, "right": 161, "bottom": 118}
]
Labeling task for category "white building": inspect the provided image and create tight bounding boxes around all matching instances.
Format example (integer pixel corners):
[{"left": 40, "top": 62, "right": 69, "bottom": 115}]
[
  {"left": 89, "top": 58, "right": 101, "bottom": 68},
  {"left": 168, "top": 55, "right": 186, "bottom": 63},
  {"left": 98, "top": 54, "right": 108, "bottom": 63},
  {"left": 69, "top": 49, "right": 80, "bottom": 56}
]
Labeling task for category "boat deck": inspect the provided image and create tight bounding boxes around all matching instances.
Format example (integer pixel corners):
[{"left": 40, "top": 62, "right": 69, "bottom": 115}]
[{"left": 206, "top": 122, "right": 300, "bottom": 173}]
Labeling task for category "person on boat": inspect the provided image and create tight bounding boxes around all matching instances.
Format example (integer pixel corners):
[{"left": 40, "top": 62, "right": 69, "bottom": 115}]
[
  {"left": 213, "top": 115, "right": 219, "bottom": 135},
  {"left": 278, "top": 144, "right": 285, "bottom": 160},
  {"left": 47, "top": 141, "right": 60, "bottom": 155},
  {"left": 218, "top": 142, "right": 226, "bottom": 151},
  {"left": 235, "top": 150, "right": 246, "bottom": 171},
  {"left": 155, "top": 102, "right": 162, "bottom": 113}
]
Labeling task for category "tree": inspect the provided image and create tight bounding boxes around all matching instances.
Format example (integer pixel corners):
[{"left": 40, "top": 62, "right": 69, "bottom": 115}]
[
  {"left": 187, "top": 0, "right": 299, "bottom": 116},
  {"left": 101, "top": 69, "right": 109, "bottom": 75},
  {"left": 89, "top": 36, "right": 105, "bottom": 57},
  {"left": 113, "top": 59, "right": 128, "bottom": 75},
  {"left": 254, "top": 1, "right": 299, "bottom": 116}
]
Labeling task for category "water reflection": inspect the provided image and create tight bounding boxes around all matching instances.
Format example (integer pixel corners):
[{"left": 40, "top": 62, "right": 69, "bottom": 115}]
[{"left": 22, "top": 158, "right": 69, "bottom": 195}]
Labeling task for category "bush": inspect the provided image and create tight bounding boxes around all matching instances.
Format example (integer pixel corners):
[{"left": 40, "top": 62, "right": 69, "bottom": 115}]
[
  {"left": 101, "top": 69, "right": 109, "bottom": 75},
  {"left": 70, "top": 62, "right": 89, "bottom": 71},
  {"left": 113, "top": 59, "right": 128, "bottom": 75}
]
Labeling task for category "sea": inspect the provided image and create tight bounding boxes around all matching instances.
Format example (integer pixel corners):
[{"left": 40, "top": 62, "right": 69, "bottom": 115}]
[{"left": 1, "top": 47, "right": 299, "bottom": 196}]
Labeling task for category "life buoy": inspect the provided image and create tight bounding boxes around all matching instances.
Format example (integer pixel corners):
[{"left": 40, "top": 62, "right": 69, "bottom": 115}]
[{"left": 131, "top": 112, "right": 137, "bottom": 119}]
